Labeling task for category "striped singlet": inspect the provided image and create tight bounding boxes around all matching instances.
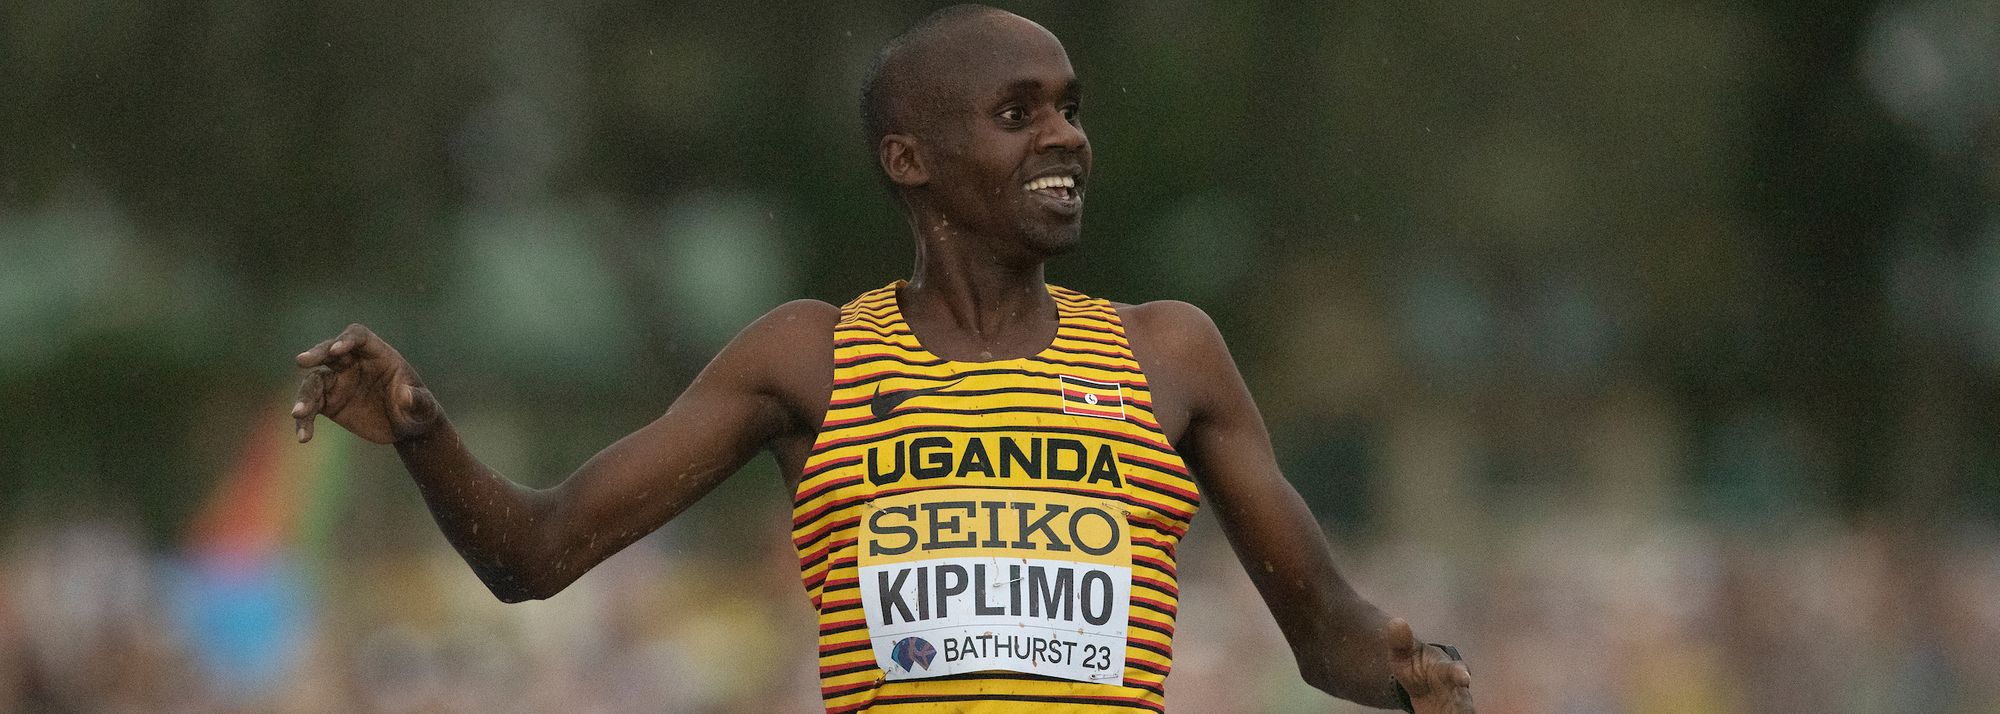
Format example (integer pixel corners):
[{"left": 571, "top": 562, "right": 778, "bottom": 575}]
[{"left": 793, "top": 281, "right": 1200, "bottom": 713}]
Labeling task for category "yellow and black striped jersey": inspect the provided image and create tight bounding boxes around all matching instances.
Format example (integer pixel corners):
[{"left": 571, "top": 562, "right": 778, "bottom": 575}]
[{"left": 793, "top": 281, "right": 1200, "bottom": 713}]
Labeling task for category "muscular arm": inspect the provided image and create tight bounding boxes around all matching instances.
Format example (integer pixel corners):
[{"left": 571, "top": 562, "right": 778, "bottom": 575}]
[
  {"left": 1122, "top": 300, "right": 1404, "bottom": 708},
  {"left": 296, "top": 299, "right": 838, "bottom": 602}
]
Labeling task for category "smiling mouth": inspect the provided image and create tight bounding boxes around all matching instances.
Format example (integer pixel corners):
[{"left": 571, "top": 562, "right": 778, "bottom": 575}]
[{"left": 1023, "top": 175, "right": 1079, "bottom": 203}]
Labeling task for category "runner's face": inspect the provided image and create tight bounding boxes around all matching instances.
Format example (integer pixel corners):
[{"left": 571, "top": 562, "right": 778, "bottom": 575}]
[{"left": 923, "top": 21, "right": 1090, "bottom": 257}]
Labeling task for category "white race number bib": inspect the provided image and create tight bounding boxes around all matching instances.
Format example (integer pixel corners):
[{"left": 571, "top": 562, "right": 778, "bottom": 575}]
[{"left": 859, "top": 489, "right": 1129, "bottom": 685}]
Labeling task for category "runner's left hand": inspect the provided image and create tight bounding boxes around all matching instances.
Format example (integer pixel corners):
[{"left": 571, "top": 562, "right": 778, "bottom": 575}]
[{"left": 1387, "top": 617, "right": 1474, "bottom": 713}]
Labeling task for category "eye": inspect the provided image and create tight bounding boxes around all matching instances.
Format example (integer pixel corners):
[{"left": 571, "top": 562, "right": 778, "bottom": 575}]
[
  {"left": 1060, "top": 103, "right": 1080, "bottom": 124},
  {"left": 997, "top": 106, "right": 1027, "bottom": 126}
]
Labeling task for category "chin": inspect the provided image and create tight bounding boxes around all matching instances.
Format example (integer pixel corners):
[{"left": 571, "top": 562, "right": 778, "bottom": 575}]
[{"left": 1026, "top": 224, "right": 1084, "bottom": 257}]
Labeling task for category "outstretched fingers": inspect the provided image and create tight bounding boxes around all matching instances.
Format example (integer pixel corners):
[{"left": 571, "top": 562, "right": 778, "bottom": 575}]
[
  {"left": 294, "top": 323, "right": 378, "bottom": 369},
  {"left": 293, "top": 366, "right": 333, "bottom": 442},
  {"left": 295, "top": 336, "right": 338, "bottom": 369},
  {"left": 292, "top": 324, "right": 383, "bottom": 442},
  {"left": 324, "top": 323, "right": 378, "bottom": 362}
]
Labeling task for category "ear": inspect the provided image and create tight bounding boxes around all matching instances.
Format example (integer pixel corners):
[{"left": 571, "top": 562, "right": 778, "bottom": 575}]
[{"left": 880, "top": 134, "right": 929, "bottom": 188}]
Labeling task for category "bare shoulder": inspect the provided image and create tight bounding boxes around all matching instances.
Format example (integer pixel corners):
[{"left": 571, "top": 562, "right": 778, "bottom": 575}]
[
  {"left": 723, "top": 298, "right": 837, "bottom": 350},
  {"left": 1113, "top": 300, "right": 1234, "bottom": 385},
  {"left": 702, "top": 298, "right": 842, "bottom": 436},
  {"left": 724, "top": 298, "right": 841, "bottom": 376},
  {"left": 746, "top": 298, "right": 843, "bottom": 340},
  {"left": 1113, "top": 299, "right": 1226, "bottom": 355},
  {"left": 1111, "top": 300, "right": 1238, "bottom": 443}
]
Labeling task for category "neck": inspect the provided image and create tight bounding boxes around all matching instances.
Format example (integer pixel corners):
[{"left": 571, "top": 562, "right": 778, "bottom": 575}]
[{"left": 900, "top": 207, "right": 1058, "bottom": 356}]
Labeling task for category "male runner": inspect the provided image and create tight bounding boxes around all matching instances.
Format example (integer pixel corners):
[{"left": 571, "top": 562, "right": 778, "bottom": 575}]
[{"left": 291, "top": 5, "right": 1474, "bottom": 712}]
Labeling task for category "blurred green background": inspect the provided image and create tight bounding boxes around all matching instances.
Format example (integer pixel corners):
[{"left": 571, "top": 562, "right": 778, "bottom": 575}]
[{"left": 2, "top": 0, "right": 1997, "bottom": 712}]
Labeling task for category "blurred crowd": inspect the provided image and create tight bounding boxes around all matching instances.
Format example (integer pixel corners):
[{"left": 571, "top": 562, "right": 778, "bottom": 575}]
[{"left": 4, "top": 508, "right": 1995, "bottom": 713}]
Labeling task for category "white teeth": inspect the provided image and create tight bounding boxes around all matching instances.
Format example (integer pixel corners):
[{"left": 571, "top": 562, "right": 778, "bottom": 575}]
[{"left": 1023, "top": 175, "right": 1077, "bottom": 192}]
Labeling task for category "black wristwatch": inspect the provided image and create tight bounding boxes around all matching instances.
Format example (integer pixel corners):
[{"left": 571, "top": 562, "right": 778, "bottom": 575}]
[{"left": 1391, "top": 643, "right": 1464, "bottom": 712}]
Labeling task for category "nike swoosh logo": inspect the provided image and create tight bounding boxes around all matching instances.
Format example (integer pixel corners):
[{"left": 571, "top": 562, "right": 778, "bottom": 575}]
[{"left": 870, "top": 378, "right": 968, "bottom": 420}]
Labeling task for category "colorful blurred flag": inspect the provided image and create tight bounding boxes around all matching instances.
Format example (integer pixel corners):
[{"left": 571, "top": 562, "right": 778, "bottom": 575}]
[{"left": 173, "top": 398, "right": 353, "bottom": 697}]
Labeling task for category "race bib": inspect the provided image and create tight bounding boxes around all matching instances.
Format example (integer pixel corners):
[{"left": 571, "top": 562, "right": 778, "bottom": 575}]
[{"left": 859, "top": 489, "right": 1130, "bottom": 684}]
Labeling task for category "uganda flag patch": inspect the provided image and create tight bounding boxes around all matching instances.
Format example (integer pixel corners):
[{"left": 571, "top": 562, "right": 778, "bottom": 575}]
[{"left": 1060, "top": 375, "right": 1126, "bottom": 421}]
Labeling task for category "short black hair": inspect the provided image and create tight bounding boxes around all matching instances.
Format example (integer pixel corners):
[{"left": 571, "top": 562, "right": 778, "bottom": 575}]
[{"left": 858, "top": 4, "right": 1011, "bottom": 151}]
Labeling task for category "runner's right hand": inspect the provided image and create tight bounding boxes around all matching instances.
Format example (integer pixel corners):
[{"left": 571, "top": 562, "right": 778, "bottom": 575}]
[{"left": 291, "top": 323, "right": 442, "bottom": 444}]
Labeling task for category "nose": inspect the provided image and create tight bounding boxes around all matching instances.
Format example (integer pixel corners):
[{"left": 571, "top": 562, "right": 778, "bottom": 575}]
[{"left": 1035, "top": 111, "right": 1086, "bottom": 154}]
